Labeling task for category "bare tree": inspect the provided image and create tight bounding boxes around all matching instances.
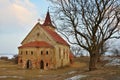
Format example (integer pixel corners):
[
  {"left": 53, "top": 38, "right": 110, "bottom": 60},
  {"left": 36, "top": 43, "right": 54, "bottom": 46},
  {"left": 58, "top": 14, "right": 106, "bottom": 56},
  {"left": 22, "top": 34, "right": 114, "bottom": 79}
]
[
  {"left": 97, "top": 41, "right": 110, "bottom": 62},
  {"left": 49, "top": 0, "right": 120, "bottom": 71}
]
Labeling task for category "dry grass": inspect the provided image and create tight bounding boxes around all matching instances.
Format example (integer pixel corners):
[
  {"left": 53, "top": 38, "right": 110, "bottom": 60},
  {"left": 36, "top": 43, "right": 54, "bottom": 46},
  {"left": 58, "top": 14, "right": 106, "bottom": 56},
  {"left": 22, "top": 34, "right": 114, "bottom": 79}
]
[
  {"left": 81, "top": 58, "right": 120, "bottom": 80},
  {"left": 0, "top": 58, "right": 87, "bottom": 80},
  {"left": 0, "top": 57, "right": 119, "bottom": 80}
]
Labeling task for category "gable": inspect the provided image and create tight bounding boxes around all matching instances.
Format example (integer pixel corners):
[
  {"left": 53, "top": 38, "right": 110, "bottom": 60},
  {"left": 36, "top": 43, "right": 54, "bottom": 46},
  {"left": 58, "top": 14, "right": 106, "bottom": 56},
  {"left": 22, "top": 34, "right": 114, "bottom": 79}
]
[
  {"left": 21, "top": 22, "right": 69, "bottom": 47},
  {"left": 21, "top": 23, "right": 55, "bottom": 45}
]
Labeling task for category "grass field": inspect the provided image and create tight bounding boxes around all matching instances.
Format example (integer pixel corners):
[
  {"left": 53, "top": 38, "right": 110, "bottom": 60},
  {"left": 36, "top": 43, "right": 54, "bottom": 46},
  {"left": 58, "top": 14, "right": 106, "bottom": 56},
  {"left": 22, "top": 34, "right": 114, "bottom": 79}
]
[{"left": 0, "top": 57, "right": 120, "bottom": 80}]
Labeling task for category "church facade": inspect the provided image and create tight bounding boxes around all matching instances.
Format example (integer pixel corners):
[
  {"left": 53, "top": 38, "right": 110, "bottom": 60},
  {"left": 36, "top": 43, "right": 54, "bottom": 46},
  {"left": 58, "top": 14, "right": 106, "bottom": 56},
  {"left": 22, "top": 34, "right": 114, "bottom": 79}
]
[{"left": 18, "top": 11, "right": 71, "bottom": 70}]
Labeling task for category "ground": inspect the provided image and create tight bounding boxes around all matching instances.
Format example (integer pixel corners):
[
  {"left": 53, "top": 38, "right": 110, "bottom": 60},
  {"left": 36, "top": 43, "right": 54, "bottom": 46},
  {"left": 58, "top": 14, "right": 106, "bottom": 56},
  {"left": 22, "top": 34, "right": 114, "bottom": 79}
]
[{"left": 0, "top": 57, "right": 120, "bottom": 80}]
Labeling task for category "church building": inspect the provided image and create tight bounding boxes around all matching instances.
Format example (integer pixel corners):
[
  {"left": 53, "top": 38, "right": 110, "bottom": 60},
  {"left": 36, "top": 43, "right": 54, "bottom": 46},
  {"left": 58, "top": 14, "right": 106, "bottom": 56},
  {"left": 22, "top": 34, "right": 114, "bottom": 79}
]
[{"left": 18, "top": 11, "right": 71, "bottom": 70}]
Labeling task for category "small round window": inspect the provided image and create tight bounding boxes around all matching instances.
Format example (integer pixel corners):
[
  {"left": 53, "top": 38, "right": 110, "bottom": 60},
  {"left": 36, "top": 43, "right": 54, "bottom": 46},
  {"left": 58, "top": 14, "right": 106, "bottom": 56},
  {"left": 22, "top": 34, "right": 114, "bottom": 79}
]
[{"left": 37, "top": 33, "right": 39, "bottom": 37}]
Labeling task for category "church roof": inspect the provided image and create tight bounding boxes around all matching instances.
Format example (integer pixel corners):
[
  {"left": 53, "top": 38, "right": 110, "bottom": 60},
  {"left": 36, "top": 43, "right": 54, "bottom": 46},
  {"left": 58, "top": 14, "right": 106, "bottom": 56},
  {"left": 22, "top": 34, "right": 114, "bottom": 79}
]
[
  {"left": 21, "top": 11, "right": 69, "bottom": 46},
  {"left": 19, "top": 41, "right": 53, "bottom": 48},
  {"left": 43, "top": 26, "right": 69, "bottom": 46},
  {"left": 42, "top": 10, "right": 55, "bottom": 28},
  {"left": 42, "top": 11, "right": 51, "bottom": 26},
  {"left": 41, "top": 10, "right": 69, "bottom": 46}
]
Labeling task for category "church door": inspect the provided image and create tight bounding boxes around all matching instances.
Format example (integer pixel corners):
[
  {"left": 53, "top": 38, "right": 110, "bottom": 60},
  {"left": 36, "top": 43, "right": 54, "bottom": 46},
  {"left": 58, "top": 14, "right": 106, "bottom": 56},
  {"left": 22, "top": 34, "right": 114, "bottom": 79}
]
[
  {"left": 26, "top": 60, "right": 32, "bottom": 69},
  {"left": 40, "top": 60, "right": 44, "bottom": 69}
]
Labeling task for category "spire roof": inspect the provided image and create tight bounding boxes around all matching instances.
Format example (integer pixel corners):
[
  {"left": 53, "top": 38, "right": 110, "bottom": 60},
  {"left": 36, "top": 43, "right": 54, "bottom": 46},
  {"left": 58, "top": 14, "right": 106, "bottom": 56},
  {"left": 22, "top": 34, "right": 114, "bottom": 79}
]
[{"left": 42, "top": 10, "right": 53, "bottom": 26}]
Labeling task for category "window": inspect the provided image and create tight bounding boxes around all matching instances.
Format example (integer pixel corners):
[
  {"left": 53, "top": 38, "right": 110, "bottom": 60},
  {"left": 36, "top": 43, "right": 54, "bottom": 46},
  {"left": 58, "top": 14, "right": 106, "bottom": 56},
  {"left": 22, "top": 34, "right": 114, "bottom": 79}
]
[
  {"left": 37, "top": 33, "right": 39, "bottom": 37},
  {"left": 26, "top": 51, "right": 28, "bottom": 55},
  {"left": 66, "top": 53, "right": 68, "bottom": 59},
  {"left": 46, "top": 51, "right": 48, "bottom": 55},
  {"left": 31, "top": 51, "right": 33, "bottom": 55},
  {"left": 66, "top": 49, "right": 68, "bottom": 59},
  {"left": 59, "top": 48, "right": 61, "bottom": 59},
  {"left": 63, "top": 49, "right": 65, "bottom": 59},
  {"left": 41, "top": 51, "right": 43, "bottom": 55},
  {"left": 20, "top": 59, "right": 22, "bottom": 63},
  {"left": 46, "top": 63, "right": 48, "bottom": 67}
]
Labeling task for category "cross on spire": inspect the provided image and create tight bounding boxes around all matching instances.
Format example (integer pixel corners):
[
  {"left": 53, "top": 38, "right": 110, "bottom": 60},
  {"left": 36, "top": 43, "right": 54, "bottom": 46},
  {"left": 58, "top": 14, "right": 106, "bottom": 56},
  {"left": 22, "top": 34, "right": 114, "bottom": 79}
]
[{"left": 38, "top": 18, "right": 40, "bottom": 22}]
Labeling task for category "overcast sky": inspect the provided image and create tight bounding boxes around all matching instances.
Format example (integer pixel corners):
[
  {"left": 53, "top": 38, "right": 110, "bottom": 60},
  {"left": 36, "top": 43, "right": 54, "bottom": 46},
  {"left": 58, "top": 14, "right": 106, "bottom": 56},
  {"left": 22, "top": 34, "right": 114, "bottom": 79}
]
[{"left": 0, "top": 0, "right": 50, "bottom": 54}]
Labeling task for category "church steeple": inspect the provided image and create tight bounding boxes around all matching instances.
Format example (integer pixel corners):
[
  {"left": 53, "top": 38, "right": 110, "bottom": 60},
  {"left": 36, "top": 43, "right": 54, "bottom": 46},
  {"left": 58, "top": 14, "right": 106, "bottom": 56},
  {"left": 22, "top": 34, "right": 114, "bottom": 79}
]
[
  {"left": 42, "top": 10, "right": 56, "bottom": 30},
  {"left": 42, "top": 10, "right": 52, "bottom": 26}
]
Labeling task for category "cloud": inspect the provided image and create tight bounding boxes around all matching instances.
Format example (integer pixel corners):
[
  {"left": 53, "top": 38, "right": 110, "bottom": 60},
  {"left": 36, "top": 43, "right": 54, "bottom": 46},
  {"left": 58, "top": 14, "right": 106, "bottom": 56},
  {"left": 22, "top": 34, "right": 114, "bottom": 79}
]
[
  {"left": 0, "top": 0, "right": 38, "bottom": 29},
  {"left": 0, "top": 0, "right": 39, "bottom": 54},
  {"left": 12, "top": 3, "right": 33, "bottom": 24}
]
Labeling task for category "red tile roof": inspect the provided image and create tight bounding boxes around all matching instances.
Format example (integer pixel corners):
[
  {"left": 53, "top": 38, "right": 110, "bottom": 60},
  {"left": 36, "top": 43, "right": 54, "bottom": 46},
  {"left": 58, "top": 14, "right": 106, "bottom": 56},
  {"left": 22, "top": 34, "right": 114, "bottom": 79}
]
[
  {"left": 42, "top": 11, "right": 52, "bottom": 26},
  {"left": 19, "top": 41, "right": 53, "bottom": 48},
  {"left": 21, "top": 11, "right": 69, "bottom": 46},
  {"left": 42, "top": 11, "right": 56, "bottom": 28},
  {"left": 41, "top": 11, "right": 69, "bottom": 46},
  {"left": 43, "top": 27, "right": 69, "bottom": 46}
]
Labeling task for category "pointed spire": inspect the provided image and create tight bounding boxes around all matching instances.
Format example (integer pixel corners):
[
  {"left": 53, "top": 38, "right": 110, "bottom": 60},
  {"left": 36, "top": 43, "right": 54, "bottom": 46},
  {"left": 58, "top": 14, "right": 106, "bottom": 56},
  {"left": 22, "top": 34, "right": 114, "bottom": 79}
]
[{"left": 42, "top": 9, "right": 53, "bottom": 26}]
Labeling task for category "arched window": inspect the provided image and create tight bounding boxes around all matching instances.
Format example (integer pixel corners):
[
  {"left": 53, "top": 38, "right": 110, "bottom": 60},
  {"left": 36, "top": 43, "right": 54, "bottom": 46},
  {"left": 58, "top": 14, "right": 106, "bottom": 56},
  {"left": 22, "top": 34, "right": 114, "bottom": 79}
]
[
  {"left": 46, "top": 51, "right": 48, "bottom": 55},
  {"left": 66, "top": 53, "right": 68, "bottom": 59},
  {"left": 31, "top": 51, "right": 33, "bottom": 55},
  {"left": 66, "top": 49, "right": 68, "bottom": 59},
  {"left": 59, "top": 48, "right": 61, "bottom": 59},
  {"left": 26, "top": 51, "right": 28, "bottom": 55},
  {"left": 20, "top": 59, "right": 22, "bottom": 63},
  {"left": 63, "top": 49, "right": 65, "bottom": 59},
  {"left": 41, "top": 51, "right": 43, "bottom": 55},
  {"left": 46, "top": 63, "right": 48, "bottom": 67}
]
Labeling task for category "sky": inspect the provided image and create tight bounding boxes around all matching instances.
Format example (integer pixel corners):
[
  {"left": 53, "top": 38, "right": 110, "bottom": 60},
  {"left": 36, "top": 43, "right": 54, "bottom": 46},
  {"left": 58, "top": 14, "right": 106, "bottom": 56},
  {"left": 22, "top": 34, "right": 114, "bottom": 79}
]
[
  {"left": 0, "top": 0, "right": 120, "bottom": 56},
  {"left": 0, "top": 0, "right": 51, "bottom": 55}
]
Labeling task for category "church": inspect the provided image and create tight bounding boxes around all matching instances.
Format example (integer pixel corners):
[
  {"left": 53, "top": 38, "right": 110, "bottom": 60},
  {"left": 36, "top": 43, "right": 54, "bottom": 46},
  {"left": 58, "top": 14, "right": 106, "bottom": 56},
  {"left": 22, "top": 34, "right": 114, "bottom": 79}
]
[{"left": 18, "top": 11, "right": 72, "bottom": 70}]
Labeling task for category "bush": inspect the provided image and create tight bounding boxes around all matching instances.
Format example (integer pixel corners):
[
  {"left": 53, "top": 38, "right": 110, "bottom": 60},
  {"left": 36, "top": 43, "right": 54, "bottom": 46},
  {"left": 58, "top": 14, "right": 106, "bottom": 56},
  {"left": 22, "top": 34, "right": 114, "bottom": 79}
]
[{"left": 12, "top": 55, "right": 18, "bottom": 64}]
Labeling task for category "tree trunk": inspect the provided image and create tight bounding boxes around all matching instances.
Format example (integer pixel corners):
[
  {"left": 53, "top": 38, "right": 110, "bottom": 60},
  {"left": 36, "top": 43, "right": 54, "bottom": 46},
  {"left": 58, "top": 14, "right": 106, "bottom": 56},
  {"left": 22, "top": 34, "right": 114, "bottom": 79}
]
[
  {"left": 97, "top": 53, "right": 102, "bottom": 62},
  {"left": 89, "top": 53, "right": 97, "bottom": 71},
  {"left": 97, "top": 56, "right": 101, "bottom": 62}
]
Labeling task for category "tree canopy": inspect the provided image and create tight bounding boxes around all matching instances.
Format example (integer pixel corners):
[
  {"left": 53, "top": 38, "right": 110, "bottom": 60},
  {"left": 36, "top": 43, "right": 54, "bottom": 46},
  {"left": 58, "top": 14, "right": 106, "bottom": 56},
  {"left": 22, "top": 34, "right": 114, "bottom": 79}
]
[{"left": 49, "top": 0, "right": 120, "bottom": 71}]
